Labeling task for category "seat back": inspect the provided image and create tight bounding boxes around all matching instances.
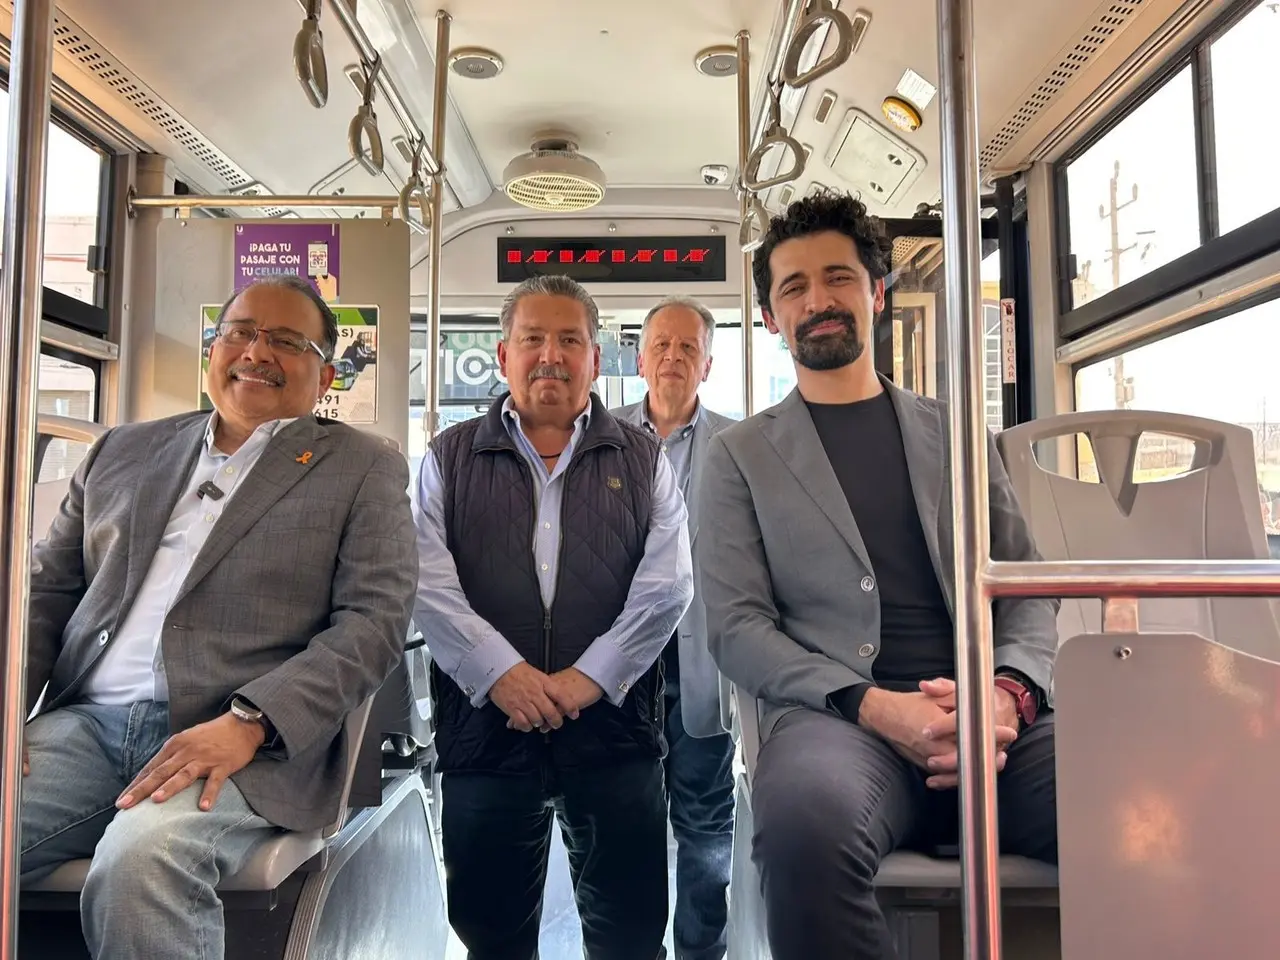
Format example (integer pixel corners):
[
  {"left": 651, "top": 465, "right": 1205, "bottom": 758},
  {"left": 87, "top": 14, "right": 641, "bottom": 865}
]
[
  {"left": 997, "top": 410, "right": 1280, "bottom": 660},
  {"left": 1055, "top": 631, "right": 1280, "bottom": 959},
  {"left": 327, "top": 696, "right": 376, "bottom": 838},
  {"left": 33, "top": 415, "right": 106, "bottom": 541}
]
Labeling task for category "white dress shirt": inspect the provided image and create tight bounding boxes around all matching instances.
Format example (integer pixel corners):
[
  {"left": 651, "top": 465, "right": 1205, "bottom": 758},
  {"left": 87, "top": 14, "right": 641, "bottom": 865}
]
[
  {"left": 412, "top": 397, "right": 693, "bottom": 708},
  {"left": 81, "top": 414, "right": 297, "bottom": 705}
]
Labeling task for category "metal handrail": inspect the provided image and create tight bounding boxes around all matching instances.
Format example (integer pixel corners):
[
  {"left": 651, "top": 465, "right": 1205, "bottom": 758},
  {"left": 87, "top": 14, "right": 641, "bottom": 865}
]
[
  {"left": 422, "top": 10, "right": 450, "bottom": 441},
  {"left": 735, "top": 30, "right": 755, "bottom": 419},
  {"left": 128, "top": 192, "right": 405, "bottom": 215},
  {"left": 936, "top": 0, "right": 1003, "bottom": 955},
  {"left": 0, "top": 1, "right": 54, "bottom": 954},
  {"left": 985, "top": 559, "right": 1280, "bottom": 598}
]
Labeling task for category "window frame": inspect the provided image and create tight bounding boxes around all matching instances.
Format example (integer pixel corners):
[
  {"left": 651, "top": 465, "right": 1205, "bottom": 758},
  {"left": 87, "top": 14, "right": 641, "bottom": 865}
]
[
  {"left": 1053, "top": 0, "right": 1277, "bottom": 342},
  {"left": 0, "top": 66, "right": 116, "bottom": 331},
  {"left": 38, "top": 343, "right": 102, "bottom": 424}
]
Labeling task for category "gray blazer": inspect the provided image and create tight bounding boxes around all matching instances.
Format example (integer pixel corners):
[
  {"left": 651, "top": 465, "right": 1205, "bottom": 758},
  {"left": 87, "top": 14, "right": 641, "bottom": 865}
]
[
  {"left": 27, "top": 412, "right": 417, "bottom": 832},
  {"left": 613, "top": 399, "right": 736, "bottom": 737},
  {"left": 699, "top": 380, "right": 1058, "bottom": 740}
]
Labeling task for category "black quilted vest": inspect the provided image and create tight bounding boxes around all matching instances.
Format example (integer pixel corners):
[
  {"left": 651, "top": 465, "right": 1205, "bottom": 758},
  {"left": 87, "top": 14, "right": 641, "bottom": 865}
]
[{"left": 429, "top": 392, "right": 665, "bottom": 774}]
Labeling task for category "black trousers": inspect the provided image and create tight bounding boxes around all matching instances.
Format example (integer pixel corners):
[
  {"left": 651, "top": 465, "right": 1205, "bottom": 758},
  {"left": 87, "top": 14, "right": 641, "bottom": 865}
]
[
  {"left": 441, "top": 758, "right": 669, "bottom": 960},
  {"left": 751, "top": 707, "right": 1058, "bottom": 960}
]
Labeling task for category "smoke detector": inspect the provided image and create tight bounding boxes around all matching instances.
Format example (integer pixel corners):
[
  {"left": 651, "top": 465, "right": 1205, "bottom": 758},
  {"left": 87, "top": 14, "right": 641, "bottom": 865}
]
[{"left": 502, "top": 133, "right": 606, "bottom": 212}]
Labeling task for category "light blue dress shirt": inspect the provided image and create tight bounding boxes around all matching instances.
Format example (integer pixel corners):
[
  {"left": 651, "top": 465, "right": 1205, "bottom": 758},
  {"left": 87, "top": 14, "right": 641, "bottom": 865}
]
[
  {"left": 412, "top": 397, "right": 693, "bottom": 708},
  {"left": 640, "top": 397, "right": 700, "bottom": 503},
  {"left": 81, "top": 414, "right": 297, "bottom": 705}
]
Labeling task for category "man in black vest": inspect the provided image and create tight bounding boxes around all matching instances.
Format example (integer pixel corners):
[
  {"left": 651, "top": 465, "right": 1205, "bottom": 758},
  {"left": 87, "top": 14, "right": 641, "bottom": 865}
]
[{"left": 412, "top": 273, "right": 695, "bottom": 960}]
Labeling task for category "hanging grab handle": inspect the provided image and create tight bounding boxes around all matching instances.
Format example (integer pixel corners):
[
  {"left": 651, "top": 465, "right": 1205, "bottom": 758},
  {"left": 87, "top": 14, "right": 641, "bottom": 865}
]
[
  {"left": 780, "top": 0, "right": 857, "bottom": 89},
  {"left": 397, "top": 138, "right": 432, "bottom": 233},
  {"left": 294, "top": 0, "right": 328, "bottom": 109},
  {"left": 348, "top": 56, "right": 385, "bottom": 176},
  {"left": 739, "top": 194, "right": 771, "bottom": 253},
  {"left": 742, "top": 85, "right": 806, "bottom": 191}
]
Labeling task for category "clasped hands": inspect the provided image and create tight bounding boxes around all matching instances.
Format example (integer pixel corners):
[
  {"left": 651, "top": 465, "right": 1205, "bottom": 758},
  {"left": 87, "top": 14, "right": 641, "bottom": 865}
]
[
  {"left": 490, "top": 662, "right": 605, "bottom": 733},
  {"left": 861, "top": 678, "right": 1020, "bottom": 790}
]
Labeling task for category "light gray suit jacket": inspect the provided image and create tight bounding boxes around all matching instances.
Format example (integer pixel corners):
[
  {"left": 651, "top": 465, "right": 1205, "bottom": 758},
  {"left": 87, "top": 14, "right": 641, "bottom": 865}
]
[
  {"left": 613, "top": 399, "right": 736, "bottom": 737},
  {"left": 27, "top": 411, "right": 417, "bottom": 832},
  {"left": 699, "top": 380, "right": 1058, "bottom": 740}
]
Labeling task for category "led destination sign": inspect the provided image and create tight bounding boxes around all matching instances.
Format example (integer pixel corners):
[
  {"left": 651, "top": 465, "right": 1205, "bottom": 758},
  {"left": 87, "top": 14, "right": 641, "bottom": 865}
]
[{"left": 497, "top": 236, "right": 727, "bottom": 284}]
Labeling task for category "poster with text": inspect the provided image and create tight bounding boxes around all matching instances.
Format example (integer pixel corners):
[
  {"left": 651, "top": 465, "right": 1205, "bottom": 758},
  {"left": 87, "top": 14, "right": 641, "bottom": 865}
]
[
  {"left": 199, "top": 304, "right": 379, "bottom": 424},
  {"left": 234, "top": 222, "right": 341, "bottom": 302}
]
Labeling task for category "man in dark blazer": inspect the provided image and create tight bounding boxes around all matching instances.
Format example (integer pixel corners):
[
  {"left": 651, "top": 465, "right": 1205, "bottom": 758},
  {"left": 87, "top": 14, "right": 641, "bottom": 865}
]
[
  {"left": 20, "top": 275, "right": 417, "bottom": 959},
  {"left": 613, "top": 295, "right": 736, "bottom": 960},
  {"left": 700, "top": 191, "right": 1060, "bottom": 960}
]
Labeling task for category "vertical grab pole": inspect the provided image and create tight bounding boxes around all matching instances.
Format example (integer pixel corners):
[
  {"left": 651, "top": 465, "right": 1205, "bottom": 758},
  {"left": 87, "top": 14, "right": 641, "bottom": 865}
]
[
  {"left": 735, "top": 30, "right": 755, "bottom": 418},
  {"left": 0, "top": 0, "right": 55, "bottom": 954},
  {"left": 425, "top": 9, "right": 451, "bottom": 440},
  {"left": 936, "top": 0, "right": 1003, "bottom": 956}
]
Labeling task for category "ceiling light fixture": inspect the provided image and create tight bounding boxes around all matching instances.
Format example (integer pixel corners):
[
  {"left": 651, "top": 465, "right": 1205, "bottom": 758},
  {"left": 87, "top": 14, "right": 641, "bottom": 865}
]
[
  {"left": 694, "top": 45, "right": 739, "bottom": 77},
  {"left": 449, "top": 47, "right": 504, "bottom": 80}
]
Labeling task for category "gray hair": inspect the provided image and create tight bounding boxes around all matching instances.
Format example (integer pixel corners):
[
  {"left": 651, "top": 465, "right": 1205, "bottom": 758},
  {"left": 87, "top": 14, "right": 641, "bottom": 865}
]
[
  {"left": 216, "top": 275, "right": 339, "bottom": 361},
  {"left": 499, "top": 274, "right": 600, "bottom": 343},
  {"left": 641, "top": 295, "right": 715, "bottom": 353}
]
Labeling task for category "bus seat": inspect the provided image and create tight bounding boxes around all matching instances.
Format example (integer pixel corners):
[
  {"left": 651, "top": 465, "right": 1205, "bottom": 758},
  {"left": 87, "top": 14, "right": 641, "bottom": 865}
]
[
  {"left": 997, "top": 411, "right": 1280, "bottom": 660},
  {"left": 725, "top": 684, "right": 1058, "bottom": 960},
  {"left": 33, "top": 414, "right": 108, "bottom": 543},
  {"left": 24, "top": 695, "right": 375, "bottom": 896},
  {"left": 1054, "top": 630, "right": 1280, "bottom": 959}
]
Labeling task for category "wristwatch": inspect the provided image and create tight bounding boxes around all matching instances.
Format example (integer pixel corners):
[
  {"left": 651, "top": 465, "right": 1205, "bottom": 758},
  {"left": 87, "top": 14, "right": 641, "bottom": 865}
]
[
  {"left": 993, "top": 674, "right": 1037, "bottom": 728},
  {"left": 230, "top": 696, "right": 277, "bottom": 746}
]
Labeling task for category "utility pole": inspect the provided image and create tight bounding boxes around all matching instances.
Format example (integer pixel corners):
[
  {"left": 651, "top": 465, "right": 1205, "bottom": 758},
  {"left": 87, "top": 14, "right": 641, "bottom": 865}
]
[{"left": 1100, "top": 160, "right": 1139, "bottom": 409}]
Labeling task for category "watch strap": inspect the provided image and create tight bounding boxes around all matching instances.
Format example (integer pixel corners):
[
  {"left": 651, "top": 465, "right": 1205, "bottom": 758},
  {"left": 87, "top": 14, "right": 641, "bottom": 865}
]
[{"left": 993, "top": 675, "right": 1037, "bottom": 726}]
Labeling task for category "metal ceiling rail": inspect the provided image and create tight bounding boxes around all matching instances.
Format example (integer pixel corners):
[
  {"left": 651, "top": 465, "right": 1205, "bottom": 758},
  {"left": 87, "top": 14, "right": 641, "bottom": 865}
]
[{"left": 127, "top": 192, "right": 405, "bottom": 215}]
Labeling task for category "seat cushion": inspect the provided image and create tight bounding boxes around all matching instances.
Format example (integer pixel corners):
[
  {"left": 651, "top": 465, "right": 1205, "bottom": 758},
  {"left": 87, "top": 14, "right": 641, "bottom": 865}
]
[
  {"left": 23, "top": 831, "right": 325, "bottom": 895},
  {"left": 875, "top": 851, "right": 1058, "bottom": 889}
]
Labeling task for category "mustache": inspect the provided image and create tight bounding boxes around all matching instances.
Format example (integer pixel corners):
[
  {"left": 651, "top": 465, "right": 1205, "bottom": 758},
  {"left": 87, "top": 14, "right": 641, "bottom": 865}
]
[
  {"left": 228, "top": 363, "right": 285, "bottom": 386},
  {"left": 529, "top": 364, "right": 571, "bottom": 383},
  {"left": 796, "top": 308, "right": 857, "bottom": 340}
]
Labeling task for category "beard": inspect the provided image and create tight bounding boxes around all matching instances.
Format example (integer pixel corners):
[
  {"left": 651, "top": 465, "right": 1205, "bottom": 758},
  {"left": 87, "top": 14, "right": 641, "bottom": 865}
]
[{"left": 792, "top": 308, "right": 863, "bottom": 371}]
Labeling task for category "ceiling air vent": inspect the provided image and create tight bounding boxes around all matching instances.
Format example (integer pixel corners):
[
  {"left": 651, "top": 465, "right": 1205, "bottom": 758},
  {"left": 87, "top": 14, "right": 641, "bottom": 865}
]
[
  {"left": 980, "top": 0, "right": 1146, "bottom": 170},
  {"left": 503, "top": 133, "right": 606, "bottom": 212},
  {"left": 48, "top": 8, "right": 258, "bottom": 192}
]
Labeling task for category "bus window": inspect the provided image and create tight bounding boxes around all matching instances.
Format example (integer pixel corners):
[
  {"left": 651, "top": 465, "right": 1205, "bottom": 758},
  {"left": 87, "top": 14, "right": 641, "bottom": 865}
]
[
  {"left": 0, "top": 88, "right": 106, "bottom": 306},
  {"left": 1073, "top": 294, "right": 1280, "bottom": 536}
]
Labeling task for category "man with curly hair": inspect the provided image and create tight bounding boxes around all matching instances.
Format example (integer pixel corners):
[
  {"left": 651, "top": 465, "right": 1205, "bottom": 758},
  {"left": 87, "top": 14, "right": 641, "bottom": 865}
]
[{"left": 699, "top": 190, "right": 1059, "bottom": 959}]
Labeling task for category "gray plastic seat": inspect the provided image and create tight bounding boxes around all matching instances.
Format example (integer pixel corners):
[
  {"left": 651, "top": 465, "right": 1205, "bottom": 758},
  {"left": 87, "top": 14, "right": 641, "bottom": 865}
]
[
  {"left": 996, "top": 410, "right": 1280, "bottom": 659},
  {"left": 24, "top": 695, "right": 374, "bottom": 894}
]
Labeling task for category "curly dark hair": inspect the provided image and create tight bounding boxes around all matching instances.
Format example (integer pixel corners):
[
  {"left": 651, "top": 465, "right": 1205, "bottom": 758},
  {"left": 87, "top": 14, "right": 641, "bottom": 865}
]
[{"left": 751, "top": 189, "right": 894, "bottom": 313}]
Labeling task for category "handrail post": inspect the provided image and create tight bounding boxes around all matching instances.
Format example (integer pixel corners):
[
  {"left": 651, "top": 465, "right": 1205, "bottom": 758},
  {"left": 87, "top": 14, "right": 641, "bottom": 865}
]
[
  {"left": 425, "top": 9, "right": 450, "bottom": 441},
  {"left": 937, "top": 0, "right": 1004, "bottom": 956},
  {"left": 736, "top": 30, "right": 755, "bottom": 419},
  {"left": 0, "top": 0, "right": 56, "bottom": 954}
]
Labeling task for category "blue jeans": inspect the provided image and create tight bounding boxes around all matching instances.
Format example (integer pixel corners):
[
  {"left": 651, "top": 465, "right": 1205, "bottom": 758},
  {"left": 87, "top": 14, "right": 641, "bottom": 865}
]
[
  {"left": 663, "top": 689, "right": 735, "bottom": 960},
  {"left": 20, "top": 701, "right": 277, "bottom": 960}
]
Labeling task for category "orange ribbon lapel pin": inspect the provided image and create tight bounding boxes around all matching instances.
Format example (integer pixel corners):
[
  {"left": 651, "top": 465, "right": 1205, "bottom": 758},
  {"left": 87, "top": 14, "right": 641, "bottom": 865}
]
[{"left": 296, "top": 451, "right": 313, "bottom": 465}]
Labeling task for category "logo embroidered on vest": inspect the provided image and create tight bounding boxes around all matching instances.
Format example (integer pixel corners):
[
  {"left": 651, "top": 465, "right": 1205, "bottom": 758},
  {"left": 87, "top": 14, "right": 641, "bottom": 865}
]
[{"left": 606, "top": 476, "right": 622, "bottom": 490}]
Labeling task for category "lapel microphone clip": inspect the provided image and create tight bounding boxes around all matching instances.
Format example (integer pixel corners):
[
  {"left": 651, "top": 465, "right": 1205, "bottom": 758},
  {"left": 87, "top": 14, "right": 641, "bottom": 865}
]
[{"left": 197, "top": 480, "right": 225, "bottom": 501}]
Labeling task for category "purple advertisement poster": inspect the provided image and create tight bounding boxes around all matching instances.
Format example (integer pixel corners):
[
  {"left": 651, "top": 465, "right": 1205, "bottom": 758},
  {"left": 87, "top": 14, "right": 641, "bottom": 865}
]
[{"left": 234, "top": 222, "right": 341, "bottom": 302}]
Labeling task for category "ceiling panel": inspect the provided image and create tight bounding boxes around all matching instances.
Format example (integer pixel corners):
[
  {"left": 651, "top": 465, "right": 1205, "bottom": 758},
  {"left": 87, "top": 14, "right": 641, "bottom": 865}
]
[{"left": 42, "top": 0, "right": 1157, "bottom": 219}]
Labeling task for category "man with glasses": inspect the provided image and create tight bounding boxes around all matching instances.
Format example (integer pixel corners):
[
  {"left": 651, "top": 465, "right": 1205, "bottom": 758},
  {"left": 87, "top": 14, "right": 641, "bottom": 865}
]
[{"left": 19, "top": 274, "right": 417, "bottom": 960}]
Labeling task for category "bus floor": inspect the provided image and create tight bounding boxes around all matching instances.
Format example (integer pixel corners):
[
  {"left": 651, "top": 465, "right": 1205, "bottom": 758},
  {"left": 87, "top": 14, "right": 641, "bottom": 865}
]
[{"left": 444, "top": 820, "right": 681, "bottom": 958}]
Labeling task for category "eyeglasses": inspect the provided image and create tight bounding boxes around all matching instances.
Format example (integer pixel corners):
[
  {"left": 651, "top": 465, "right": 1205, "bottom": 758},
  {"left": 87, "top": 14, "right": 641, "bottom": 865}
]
[{"left": 214, "top": 321, "right": 329, "bottom": 361}]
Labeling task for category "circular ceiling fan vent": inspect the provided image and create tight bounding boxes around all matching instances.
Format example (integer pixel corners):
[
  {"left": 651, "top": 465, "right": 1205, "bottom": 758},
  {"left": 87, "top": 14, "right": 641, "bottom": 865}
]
[{"left": 502, "top": 133, "right": 606, "bottom": 212}]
